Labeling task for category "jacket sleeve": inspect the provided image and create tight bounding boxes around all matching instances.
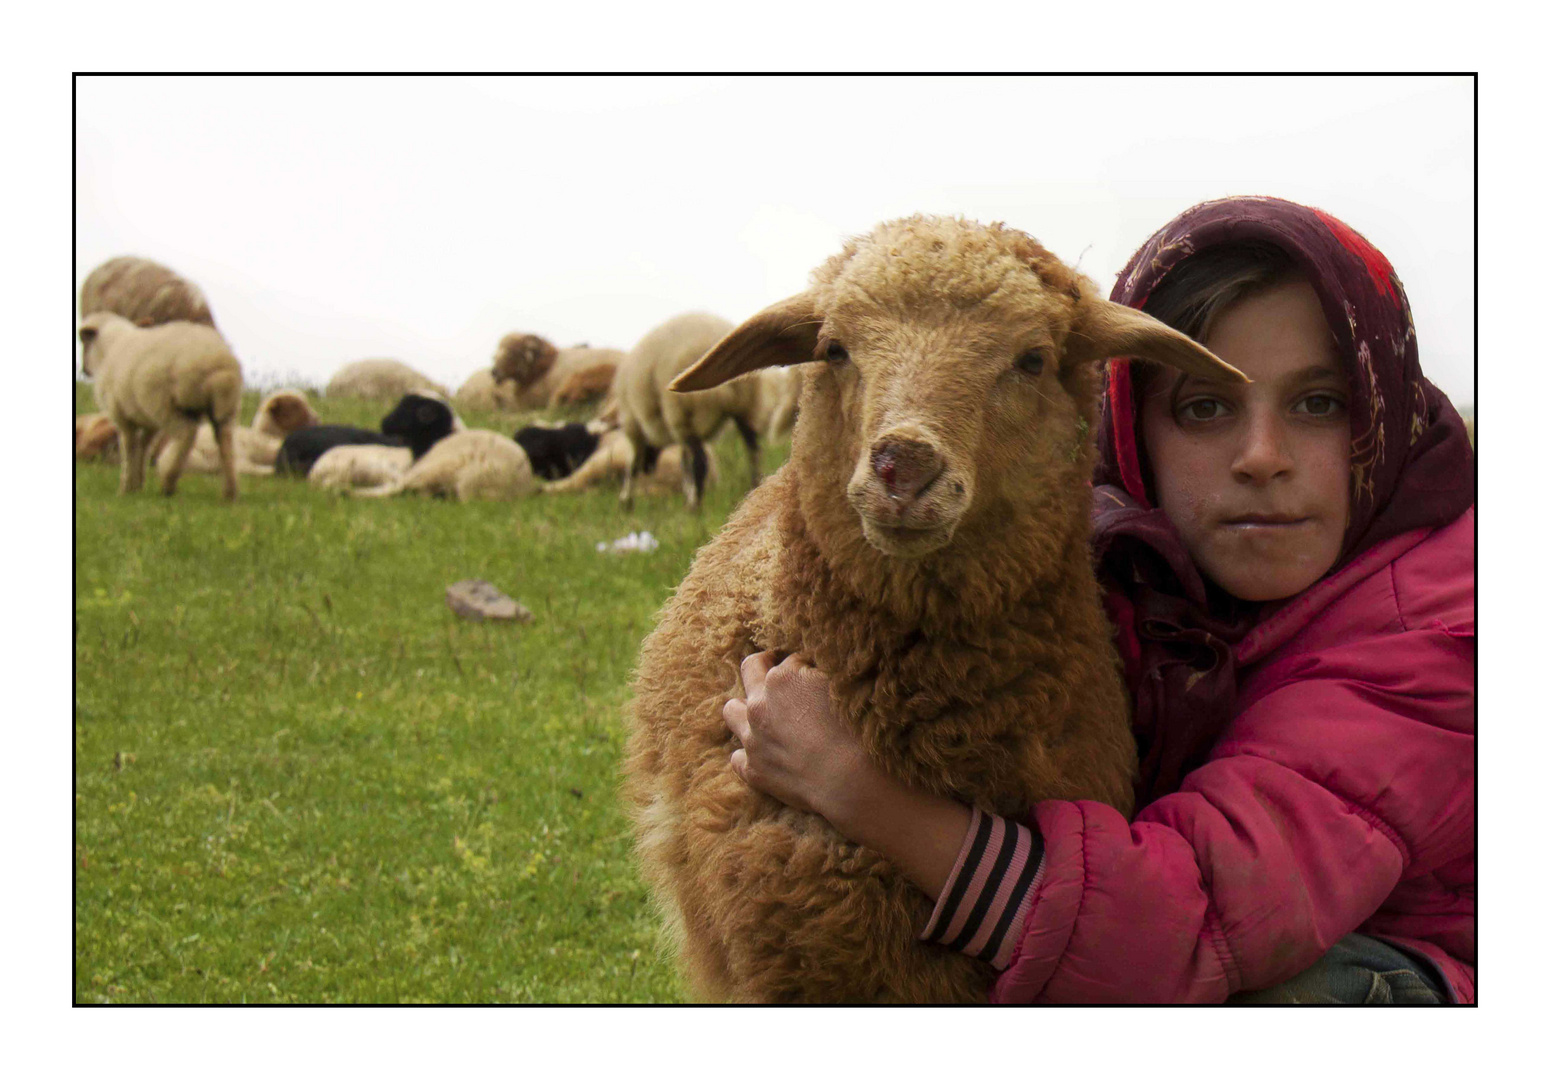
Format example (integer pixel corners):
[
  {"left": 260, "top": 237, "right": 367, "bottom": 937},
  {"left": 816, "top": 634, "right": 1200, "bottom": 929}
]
[{"left": 988, "top": 625, "right": 1474, "bottom": 1003}]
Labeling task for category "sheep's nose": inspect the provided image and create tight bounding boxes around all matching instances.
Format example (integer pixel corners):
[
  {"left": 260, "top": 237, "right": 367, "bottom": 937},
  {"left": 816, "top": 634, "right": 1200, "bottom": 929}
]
[{"left": 870, "top": 439, "right": 944, "bottom": 504}]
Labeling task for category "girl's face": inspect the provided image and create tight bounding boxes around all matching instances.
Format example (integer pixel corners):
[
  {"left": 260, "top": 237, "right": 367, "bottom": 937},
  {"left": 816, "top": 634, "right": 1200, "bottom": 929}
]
[{"left": 1140, "top": 278, "right": 1351, "bottom": 602}]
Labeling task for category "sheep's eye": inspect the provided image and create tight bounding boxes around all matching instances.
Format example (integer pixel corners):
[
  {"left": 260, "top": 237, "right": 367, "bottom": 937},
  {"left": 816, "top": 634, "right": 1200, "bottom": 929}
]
[
  {"left": 1015, "top": 349, "right": 1046, "bottom": 376},
  {"left": 825, "top": 342, "right": 849, "bottom": 364}
]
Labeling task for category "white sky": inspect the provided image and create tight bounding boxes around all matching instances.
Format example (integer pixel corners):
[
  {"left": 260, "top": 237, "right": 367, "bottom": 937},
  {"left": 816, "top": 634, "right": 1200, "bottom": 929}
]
[{"left": 75, "top": 75, "right": 1474, "bottom": 406}]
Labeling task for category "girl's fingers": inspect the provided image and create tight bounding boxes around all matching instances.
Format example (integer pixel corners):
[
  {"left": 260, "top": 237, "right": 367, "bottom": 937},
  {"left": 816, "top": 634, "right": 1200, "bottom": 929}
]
[
  {"left": 740, "top": 650, "right": 778, "bottom": 696},
  {"left": 723, "top": 697, "right": 751, "bottom": 742},
  {"left": 729, "top": 747, "right": 749, "bottom": 781}
]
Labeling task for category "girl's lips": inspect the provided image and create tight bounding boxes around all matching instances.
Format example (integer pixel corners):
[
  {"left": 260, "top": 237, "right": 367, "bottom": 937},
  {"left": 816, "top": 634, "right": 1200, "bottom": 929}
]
[{"left": 1220, "top": 516, "right": 1312, "bottom": 530}]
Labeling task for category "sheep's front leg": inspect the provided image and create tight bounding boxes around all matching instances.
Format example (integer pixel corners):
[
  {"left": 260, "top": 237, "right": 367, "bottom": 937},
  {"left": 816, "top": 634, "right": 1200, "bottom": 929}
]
[
  {"left": 119, "top": 425, "right": 149, "bottom": 494},
  {"left": 212, "top": 420, "right": 239, "bottom": 500},
  {"left": 157, "top": 421, "right": 199, "bottom": 496},
  {"left": 620, "top": 427, "right": 648, "bottom": 509}
]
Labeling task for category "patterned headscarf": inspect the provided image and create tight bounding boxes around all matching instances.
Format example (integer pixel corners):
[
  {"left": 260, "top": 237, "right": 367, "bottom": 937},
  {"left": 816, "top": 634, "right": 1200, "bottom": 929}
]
[{"left": 1091, "top": 196, "right": 1475, "bottom": 807}]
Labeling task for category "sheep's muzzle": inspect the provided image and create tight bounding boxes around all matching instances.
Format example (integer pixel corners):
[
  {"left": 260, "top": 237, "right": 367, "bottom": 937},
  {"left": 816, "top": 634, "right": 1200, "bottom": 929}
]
[{"left": 847, "top": 430, "right": 970, "bottom": 558}]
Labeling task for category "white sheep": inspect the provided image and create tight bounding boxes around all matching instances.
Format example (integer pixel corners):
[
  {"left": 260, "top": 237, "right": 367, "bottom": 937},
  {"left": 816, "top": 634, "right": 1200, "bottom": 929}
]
[
  {"left": 308, "top": 444, "right": 413, "bottom": 491},
  {"left": 80, "top": 256, "right": 216, "bottom": 329},
  {"left": 453, "top": 368, "right": 522, "bottom": 412},
  {"left": 357, "top": 429, "right": 536, "bottom": 501},
  {"left": 78, "top": 312, "right": 244, "bottom": 499},
  {"left": 624, "top": 215, "right": 1245, "bottom": 1002},
  {"left": 615, "top": 313, "right": 801, "bottom": 508},
  {"left": 151, "top": 389, "right": 318, "bottom": 477},
  {"left": 325, "top": 359, "right": 449, "bottom": 401}
]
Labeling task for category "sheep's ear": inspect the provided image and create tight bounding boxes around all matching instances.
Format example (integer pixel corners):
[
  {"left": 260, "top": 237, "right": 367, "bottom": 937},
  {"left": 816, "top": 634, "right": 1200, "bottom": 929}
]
[
  {"left": 1066, "top": 298, "right": 1248, "bottom": 383},
  {"left": 670, "top": 294, "right": 821, "bottom": 393}
]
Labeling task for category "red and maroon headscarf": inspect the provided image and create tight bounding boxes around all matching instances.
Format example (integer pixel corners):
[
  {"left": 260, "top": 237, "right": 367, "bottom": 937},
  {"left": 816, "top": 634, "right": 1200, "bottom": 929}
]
[{"left": 1091, "top": 196, "right": 1475, "bottom": 808}]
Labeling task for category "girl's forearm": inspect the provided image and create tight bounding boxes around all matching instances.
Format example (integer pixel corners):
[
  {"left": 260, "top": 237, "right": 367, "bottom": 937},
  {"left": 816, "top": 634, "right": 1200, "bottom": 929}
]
[{"left": 822, "top": 765, "right": 973, "bottom": 903}]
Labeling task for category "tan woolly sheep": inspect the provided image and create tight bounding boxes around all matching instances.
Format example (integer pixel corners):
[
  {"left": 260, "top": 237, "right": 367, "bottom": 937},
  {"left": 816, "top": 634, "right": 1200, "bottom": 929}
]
[
  {"left": 614, "top": 313, "right": 801, "bottom": 508},
  {"left": 325, "top": 359, "right": 449, "bottom": 401},
  {"left": 151, "top": 389, "right": 318, "bottom": 477},
  {"left": 75, "top": 412, "right": 121, "bottom": 462},
  {"left": 78, "top": 313, "right": 245, "bottom": 499},
  {"left": 489, "top": 333, "right": 560, "bottom": 397},
  {"left": 454, "top": 368, "right": 522, "bottom": 412},
  {"left": 624, "top": 216, "right": 1245, "bottom": 1002},
  {"left": 501, "top": 343, "right": 626, "bottom": 410},
  {"left": 357, "top": 429, "right": 536, "bottom": 501},
  {"left": 308, "top": 444, "right": 413, "bottom": 490},
  {"left": 80, "top": 256, "right": 216, "bottom": 329}
]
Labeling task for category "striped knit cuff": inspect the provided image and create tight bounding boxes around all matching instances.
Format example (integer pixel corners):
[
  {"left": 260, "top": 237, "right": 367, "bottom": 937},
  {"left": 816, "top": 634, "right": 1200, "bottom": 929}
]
[{"left": 919, "top": 806, "right": 1045, "bottom": 971}]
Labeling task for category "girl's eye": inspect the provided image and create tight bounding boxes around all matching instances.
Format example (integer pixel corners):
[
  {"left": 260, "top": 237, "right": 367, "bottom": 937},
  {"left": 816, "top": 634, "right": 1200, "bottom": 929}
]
[
  {"left": 825, "top": 342, "right": 849, "bottom": 364},
  {"left": 1179, "top": 398, "right": 1226, "bottom": 422},
  {"left": 1015, "top": 349, "right": 1046, "bottom": 376},
  {"left": 1295, "top": 394, "right": 1345, "bottom": 417}
]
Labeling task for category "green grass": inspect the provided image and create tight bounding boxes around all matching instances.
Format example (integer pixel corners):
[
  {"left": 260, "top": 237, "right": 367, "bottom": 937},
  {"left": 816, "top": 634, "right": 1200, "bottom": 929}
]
[{"left": 74, "top": 382, "right": 785, "bottom": 1003}]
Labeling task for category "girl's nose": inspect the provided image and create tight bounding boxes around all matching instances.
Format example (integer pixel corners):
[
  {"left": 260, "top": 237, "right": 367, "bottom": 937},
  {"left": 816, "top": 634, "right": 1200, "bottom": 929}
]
[{"left": 1231, "top": 412, "right": 1294, "bottom": 484}]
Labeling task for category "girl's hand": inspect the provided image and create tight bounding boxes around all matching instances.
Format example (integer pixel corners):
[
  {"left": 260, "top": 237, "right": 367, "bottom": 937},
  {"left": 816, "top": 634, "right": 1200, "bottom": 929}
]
[
  {"left": 722, "top": 650, "right": 975, "bottom": 902},
  {"left": 722, "top": 651, "right": 871, "bottom": 824}
]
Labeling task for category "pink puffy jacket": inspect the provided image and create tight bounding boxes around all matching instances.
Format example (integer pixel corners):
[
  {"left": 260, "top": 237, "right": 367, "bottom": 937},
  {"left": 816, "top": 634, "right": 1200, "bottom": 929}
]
[{"left": 992, "top": 507, "right": 1476, "bottom": 1003}]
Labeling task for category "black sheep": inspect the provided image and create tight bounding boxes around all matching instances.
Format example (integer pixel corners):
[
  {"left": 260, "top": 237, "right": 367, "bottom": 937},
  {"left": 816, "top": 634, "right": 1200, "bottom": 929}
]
[
  {"left": 276, "top": 393, "right": 456, "bottom": 477},
  {"left": 513, "top": 422, "right": 607, "bottom": 481}
]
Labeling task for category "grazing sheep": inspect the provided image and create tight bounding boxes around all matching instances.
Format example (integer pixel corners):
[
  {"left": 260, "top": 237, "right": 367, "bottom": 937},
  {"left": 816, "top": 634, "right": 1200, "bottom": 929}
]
[
  {"left": 278, "top": 391, "right": 458, "bottom": 479},
  {"left": 151, "top": 389, "right": 318, "bottom": 477},
  {"left": 624, "top": 216, "right": 1246, "bottom": 1002},
  {"left": 75, "top": 412, "right": 121, "bottom": 462},
  {"left": 78, "top": 312, "right": 244, "bottom": 499},
  {"left": 513, "top": 421, "right": 603, "bottom": 481},
  {"left": 454, "top": 368, "right": 522, "bottom": 412},
  {"left": 614, "top": 313, "right": 801, "bottom": 508},
  {"left": 79, "top": 256, "right": 216, "bottom": 328},
  {"left": 541, "top": 428, "right": 716, "bottom": 497},
  {"left": 325, "top": 359, "right": 449, "bottom": 401},
  {"left": 358, "top": 429, "right": 536, "bottom": 501}
]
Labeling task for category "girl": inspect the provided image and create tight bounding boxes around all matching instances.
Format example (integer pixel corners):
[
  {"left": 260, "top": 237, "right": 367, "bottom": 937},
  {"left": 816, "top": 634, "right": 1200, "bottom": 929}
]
[{"left": 720, "top": 196, "right": 1476, "bottom": 1003}]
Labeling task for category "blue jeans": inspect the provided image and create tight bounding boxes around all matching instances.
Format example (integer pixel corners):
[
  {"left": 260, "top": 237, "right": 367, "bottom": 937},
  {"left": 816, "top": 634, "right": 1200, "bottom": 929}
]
[{"left": 1226, "top": 934, "right": 1449, "bottom": 1004}]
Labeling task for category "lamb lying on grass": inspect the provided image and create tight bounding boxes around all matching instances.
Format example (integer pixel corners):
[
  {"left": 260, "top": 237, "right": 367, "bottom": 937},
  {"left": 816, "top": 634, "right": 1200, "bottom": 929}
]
[
  {"left": 78, "top": 312, "right": 244, "bottom": 499},
  {"left": 325, "top": 358, "right": 449, "bottom": 401},
  {"left": 151, "top": 389, "right": 318, "bottom": 477},
  {"left": 357, "top": 429, "right": 536, "bottom": 501},
  {"left": 307, "top": 392, "right": 462, "bottom": 491},
  {"left": 624, "top": 216, "right": 1244, "bottom": 1002},
  {"left": 540, "top": 428, "right": 717, "bottom": 497}
]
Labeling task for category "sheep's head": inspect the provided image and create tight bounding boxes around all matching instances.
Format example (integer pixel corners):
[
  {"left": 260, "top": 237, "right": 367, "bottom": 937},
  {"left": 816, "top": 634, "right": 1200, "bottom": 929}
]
[
  {"left": 381, "top": 392, "right": 459, "bottom": 457},
  {"left": 254, "top": 390, "right": 320, "bottom": 439},
  {"left": 77, "top": 311, "right": 122, "bottom": 378},
  {"left": 491, "top": 333, "right": 559, "bottom": 389},
  {"left": 672, "top": 216, "right": 1244, "bottom": 564}
]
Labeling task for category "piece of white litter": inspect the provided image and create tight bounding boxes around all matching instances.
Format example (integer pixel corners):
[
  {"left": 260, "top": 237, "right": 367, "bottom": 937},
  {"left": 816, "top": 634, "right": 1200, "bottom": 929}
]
[{"left": 597, "top": 530, "right": 660, "bottom": 554}]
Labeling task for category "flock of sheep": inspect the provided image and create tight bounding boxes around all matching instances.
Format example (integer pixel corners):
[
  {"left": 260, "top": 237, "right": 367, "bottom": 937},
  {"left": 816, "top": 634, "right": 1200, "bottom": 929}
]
[
  {"left": 73, "top": 256, "right": 803, "bottom": 506},
  {"left": 78, "top": 215, "right": 1245, "bottom": 1003}
]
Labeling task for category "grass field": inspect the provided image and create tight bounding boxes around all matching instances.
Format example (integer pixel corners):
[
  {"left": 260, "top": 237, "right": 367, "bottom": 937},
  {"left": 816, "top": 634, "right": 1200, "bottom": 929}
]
[{"left": 73, "top": 382, "right": 787, "bottom": 1003}]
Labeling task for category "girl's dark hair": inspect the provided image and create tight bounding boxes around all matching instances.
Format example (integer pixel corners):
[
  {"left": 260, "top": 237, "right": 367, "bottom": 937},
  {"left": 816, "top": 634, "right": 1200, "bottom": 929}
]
[{"left": 1139, "top": 241, "right": 1297, "bottom": 344}]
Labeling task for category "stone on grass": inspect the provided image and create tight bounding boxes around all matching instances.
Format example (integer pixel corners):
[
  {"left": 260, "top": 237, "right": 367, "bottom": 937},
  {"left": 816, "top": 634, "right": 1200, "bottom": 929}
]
[{"left": 445, "top": 579, "right": 534, "bottom": 623}]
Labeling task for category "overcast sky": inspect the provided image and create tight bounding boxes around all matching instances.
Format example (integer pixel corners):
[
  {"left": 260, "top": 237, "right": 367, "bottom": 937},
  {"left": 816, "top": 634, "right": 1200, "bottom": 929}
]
[{"left": 75, "top": 75, "right": 1474, "bottom": 406}]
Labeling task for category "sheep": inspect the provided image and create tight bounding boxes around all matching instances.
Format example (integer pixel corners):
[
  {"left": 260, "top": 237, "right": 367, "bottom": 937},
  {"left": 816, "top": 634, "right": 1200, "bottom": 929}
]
[
  {"left": 80, "top": 256, "right": 216, "bottom": 328},
  {"left": 308, "top": 443, "right": 412, "bottom": 491},
  {"left": 151, "top": 389, "right": 318, "bottom": 477},
  {"left": 613, "top": 313, "right": 801, "bottom": 508},
  {"left": 547, "top": 357, "right": 621, "bottom": 407},
  {"left": 78, "top": 312, "right": 244, "bottom": 499},
  {"left": 513, "top": 421, "right": 604, "bottom": 481},
  {"left": 325, "top": 359, "right": 449, "bottom": 401},
  {"left": 357, "top": 429, "right": 536, "bottom": 501},
  {"left": 489, "top": 332, "right": 559, "bottom": 399},
  {"left": 75, "top": 412, "right": 121, "bottom": 462},
  {"left": 623, "top": 215, "right": 1246, "bottom": 1003},
  {"left": 279, "top": 391, "right": 459, "bottom": 480},
  {"left": 541, "top": 428, "right": 718, "bottom": 497},
  {"left": 495, "top": 340, "right": 626, "bottom": 410},
  {"left": 454, "top": 368, "right": 522, "bottom": 412}
]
